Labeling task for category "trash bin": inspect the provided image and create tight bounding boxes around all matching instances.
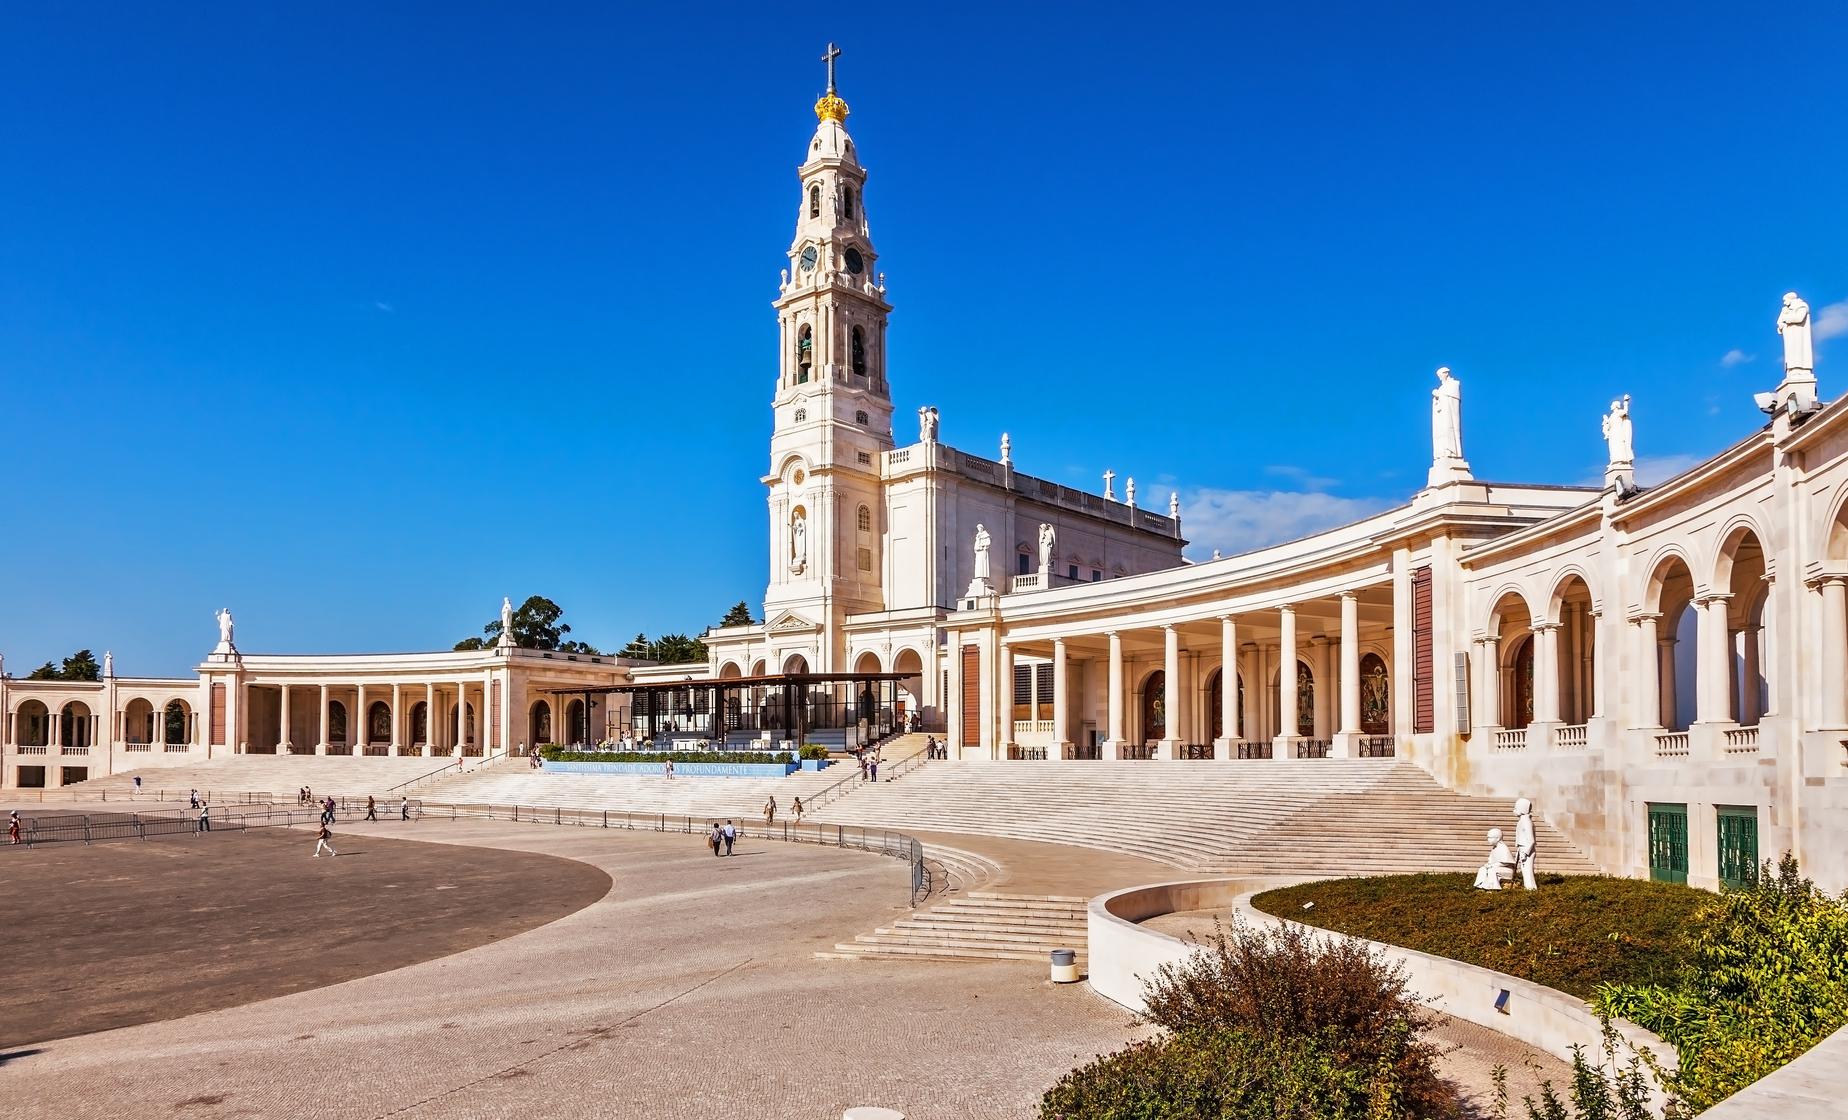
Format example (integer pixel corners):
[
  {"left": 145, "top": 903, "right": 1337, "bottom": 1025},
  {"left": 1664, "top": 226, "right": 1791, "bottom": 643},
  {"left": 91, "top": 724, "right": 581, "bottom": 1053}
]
[{"left": 1050, "top": 947, "right": 1080, "bottom": 984}]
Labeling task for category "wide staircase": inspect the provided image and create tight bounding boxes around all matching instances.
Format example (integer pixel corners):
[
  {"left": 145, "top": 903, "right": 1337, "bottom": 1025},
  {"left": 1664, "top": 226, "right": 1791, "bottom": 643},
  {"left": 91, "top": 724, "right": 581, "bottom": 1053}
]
[
  {"left": 420, "top": 763, "right": 862, "bottom": 822},
  {"left": 64, "top": 755, "right": 473, "bottom": 801},
  {"left": 826, "top": 891, "right": 1088, "bottom": 964},
  {"left": 813, "top": 759, "right": 1599, "bottom": 877}
]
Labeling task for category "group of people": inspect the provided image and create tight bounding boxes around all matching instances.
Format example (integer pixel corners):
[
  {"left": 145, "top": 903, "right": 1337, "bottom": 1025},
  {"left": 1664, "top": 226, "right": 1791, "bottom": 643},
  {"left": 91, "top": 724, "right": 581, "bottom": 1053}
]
[
  {"left": 761, "top": 795, "right": 804, "bottom": 826},
  {"left": 923, "top": 736, "right": 950, "bottom": 760},
  {"left": 856, "top": 751, "right": 881, "bottom": 782},
  {"left": 706, "top": 820, "right": 738, "bottom": 856}
]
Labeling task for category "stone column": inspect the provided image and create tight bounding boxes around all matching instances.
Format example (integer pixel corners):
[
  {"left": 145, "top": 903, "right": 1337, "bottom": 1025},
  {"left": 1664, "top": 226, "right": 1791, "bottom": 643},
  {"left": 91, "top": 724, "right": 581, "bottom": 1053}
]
[
  {"left": 355, "top": 683, "right": 368, "bottom": 752},
  {"left": 1533, "top": 623, "right": 1561, "bottom": 724},
  {"left": 1739, "top": 627, "right": 1761, "bottom": 725},
  {"left": 315, "top": 684, "right": 329, "bottom": 754},
  {"left": 1309, "top": 635, "right": 1331, "bottom": 739},
  {"left": 1819, "top": 578, "right": 1847, "bottom": 727},
  {"left": 1214, "top": 616, "right": 1238, "bottom": 755},
  {"left": 1696, "top": 595, "right": 1732, "bottom": 724},
  {"left": 279, "top": 684, "right": 292, "bottom": 753},
  {"left": 1240, "top": 645, "right": 1260, "bottom": 745},
  {"left": 1276, "top": 606, "right": 1298, "bottom": 754},
  {"left": 1156, "top": 626, "right": 1180, "bottom": 759},
  {"left": 457, "top": 681, "right": 471, "bottom": 754},
  {"left": 1658, "top": 632, "right": 1678, "bottom": 730},
  {"left": 425, "top": 681, "right": 437, "bottom": 756},
  {"left": 390, "top": 682, "right": 402, "bottom": 755},
  {"left": 998, "top": 643, "right": 1016, "bottom": 756},
  {"left": 1105, "top": 631, "right": 1125, "bottom": 755},
  {"left": 1335, "top": 593, "right": 1361, "bottom": 756},
  {"left": 1051, "top": 638, "right": 1071, "bottom": 760}
]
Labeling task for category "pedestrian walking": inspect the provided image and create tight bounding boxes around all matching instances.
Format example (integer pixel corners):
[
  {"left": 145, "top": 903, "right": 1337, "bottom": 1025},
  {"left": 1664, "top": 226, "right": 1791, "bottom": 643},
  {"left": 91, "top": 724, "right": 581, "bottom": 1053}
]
[
  {"left": 870, "top": 758, "right": 879, "bottom": 782},
  {"left": 792, "top": 796, "right": 804, "bottom": 824},
  {"left": 859, "top": 755, "right": 868, "bottom": 782},
  {"left": 399, "top": 796, "right": 411, "bottom": 821},
  {"left": 665, "top": 757, "right": 675, "bottom": 780},
  {"left": 313, "top": 821, "right": 337, "bottom": 857},
  {"left": 722, "top": 820, "right": 736, "bottom": 856},
  {"left": 132, "top": 775, "right": 142, "bottom": 795},
  {"left": 8, "top": 811, "right": 21, "bottom": 845},
  {"left": 763, "top": 795, "right": 776, "bottom": 826},
  {"left": 365, "top": 795, "right": 378, "bottom": 822},
  {"left": 323, "top": 796, "right": 337, "bottom": 824},
  {"left": 188, "top": 788, "right": 199, "bottom": 809},
  {"left": 708, "top": 822, "right": 723, "bottom": 857},
  {"left": 196, "top": 804, "right": 211, "bottom": 833}
]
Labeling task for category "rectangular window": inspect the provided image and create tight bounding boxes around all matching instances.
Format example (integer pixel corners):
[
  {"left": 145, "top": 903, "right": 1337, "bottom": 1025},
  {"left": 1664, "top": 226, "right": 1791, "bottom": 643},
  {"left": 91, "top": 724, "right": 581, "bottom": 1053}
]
[
  {"left": 1091, "top": 570, "right": 1101, "bottom": 582},
  {"left": 1013, "top": 663, "right": 1032, "bottom": 710},
  {"left": 1017, "top": 553, "right": 1030, "bottom": 575},
  {"left": 856, "top": 451, "right": 872, "bottom": 465},
  {"left": 1036, "top": 662, "right": 1054, "bottom": 721},
  {"left": 1716, "top": 805, "right": 1759, "bottom": 889},
  {"left": 210, "top": 682, "right": 227, "bottom": 746},
  {"left": 1068, "top": 564, "right": 1078, "bottom": 580},
  {"left": 960, "top": 646, "right": 980, "bottom": 748},
  {"left": 857, "top": 547, "right": 873, "bottom": 571},
  {"left": 1411, "top": 565, "right": 1434, "bottom": 734},
  {"left": 1647, "top": 803, "right": 1689, "bottom": 884}
]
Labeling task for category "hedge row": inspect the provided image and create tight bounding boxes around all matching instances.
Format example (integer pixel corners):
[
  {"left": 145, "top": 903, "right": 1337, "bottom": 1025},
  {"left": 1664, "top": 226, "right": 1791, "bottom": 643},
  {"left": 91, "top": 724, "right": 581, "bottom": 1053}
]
[{"left": 537, "top": 747, "right": 794, "bottom": 765}]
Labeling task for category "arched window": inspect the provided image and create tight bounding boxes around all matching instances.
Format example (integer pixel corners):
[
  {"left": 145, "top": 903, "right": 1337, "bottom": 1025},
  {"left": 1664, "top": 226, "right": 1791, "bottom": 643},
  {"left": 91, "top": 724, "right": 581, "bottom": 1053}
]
[
  {"left": 367, "top": 701, "right": 392, "bottom": 744},
  {"left": 857, "top": 505, "right": 871, "bottom": 532},
  {"left": 794, "top": 408, "right": 807, "bottom": 423},
  {"left": 808, "top": 184, "right": 821, "bottom": 218},
  {"left": 328, "top": 701, "right": 348, "bottom": 745},
  {"left": 164, "top": 700, "right": 189, "bottom": 745},
  {"left": 843, "top": 185, "right": 855, "bottom": 220},
  {"left": 855, "top": 409, "right": 868, "bottom": 425},
  {"left": 796, "top": 325, "right": 812, "bottom": 383},
  {"left": 851, "top": 326, "right": 867, "bottom": 376}
]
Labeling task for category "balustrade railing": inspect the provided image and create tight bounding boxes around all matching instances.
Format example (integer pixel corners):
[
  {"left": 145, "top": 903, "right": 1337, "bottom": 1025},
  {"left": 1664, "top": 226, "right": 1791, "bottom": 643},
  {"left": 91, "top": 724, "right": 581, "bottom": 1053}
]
[
  {"left": 1493, "top": 728, "right": 1529, "bottom": 751},
  {"left": 16, "top": 745, "right": 48, "bottom": 755},
  {"left": 1554, "top": 724, "right": 1589, "bottom": 749},
  {"left": 1235, "top": 740, "right": 1272, "bottom": 760},
  {"left": 1654, "top": 731, "right": 1691, "bottom": 757},
  {"left": 125, "top": 742, "right": 152, "bottom": 752},
  {"left": 163, "top": 742, "right": 190, "bottom": 752},
  {"left": 1006, "top": 744, "right": 1048, "bottom": 760},
  {"left": 1723, "top": 726, "right": 1760, "bottom": 753},
  {"left": 60, "top": 745, "right": 89, "bottom": 755},
  {"left": 1067, "top": 743, "right": 1102, "bottom": 761}
]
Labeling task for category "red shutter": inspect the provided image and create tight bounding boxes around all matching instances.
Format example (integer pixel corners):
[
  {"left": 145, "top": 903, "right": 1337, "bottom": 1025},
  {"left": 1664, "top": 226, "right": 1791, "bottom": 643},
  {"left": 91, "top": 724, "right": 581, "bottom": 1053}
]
[
  {"left": 210, "top": 683, "right": 227, "bottom": 746},
  {"left": 490, "top": 680, "right": 502, "bottom": 749},
  {"left": 961, "top": 645, "right": 981, "bottom": 748},
  {"left": 1412, "top": 566, "right": 1434, "bottom": 734}
]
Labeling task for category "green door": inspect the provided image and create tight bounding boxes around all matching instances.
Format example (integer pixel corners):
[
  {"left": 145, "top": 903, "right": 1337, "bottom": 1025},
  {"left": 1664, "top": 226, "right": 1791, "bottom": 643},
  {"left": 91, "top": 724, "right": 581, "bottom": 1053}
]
[
  {"left": 1717, "top": 806, "right": 1759, "bottom": 889},
  {"left": 1648, "top": 803, "right": 1689, "bottom": 884}
]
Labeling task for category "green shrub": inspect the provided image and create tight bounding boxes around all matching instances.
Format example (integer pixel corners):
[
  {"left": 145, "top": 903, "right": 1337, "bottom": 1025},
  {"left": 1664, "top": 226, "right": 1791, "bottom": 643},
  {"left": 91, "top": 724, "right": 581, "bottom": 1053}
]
[
  {"left": 537, "top": 747, "right": 794, "bottom": 765},
  {"left": 1488, "top": 1027, "right": 1657, "bottom": 1120},
  {"left": 1252, "top": 873, "right": 1704, "bottom": 999},
  {"left": 798, "top": 744, "right": 830, "bottom": 760},
  {"left": 1593, "top": 853, "right": 1848, "bottom": 1114},
  {"left": 1042, "top": 919, "right": 1462, "bottom": 1119}
]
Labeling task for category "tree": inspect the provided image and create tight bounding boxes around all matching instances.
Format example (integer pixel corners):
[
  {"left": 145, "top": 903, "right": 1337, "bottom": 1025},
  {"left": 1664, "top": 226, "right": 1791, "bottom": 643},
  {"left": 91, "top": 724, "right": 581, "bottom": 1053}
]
[
  {"left": 615, "top": 631, "right": 708, "bottom": 665},
  {"left": 26, "top": 650, "right": 102, "bottom": 681},
  {"left": 453, "top": 596, "right": 600, "bottom": 654},
  {"left": 719, "top": 601, "right": 756, "bottom": 628}
]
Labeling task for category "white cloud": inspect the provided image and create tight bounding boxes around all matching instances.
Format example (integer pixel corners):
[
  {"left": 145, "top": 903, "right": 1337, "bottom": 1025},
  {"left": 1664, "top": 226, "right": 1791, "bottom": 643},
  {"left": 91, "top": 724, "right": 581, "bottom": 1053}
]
[
  {"left": 374, "top": 301, "right": 395, "bottom": 313},
  {"left": 1180, "top": 487, "right": 1396, "bottom": 560},
  {"left": 1263, "top": 464, "right": 1340, "bottom": 491},
  {"left": 1816, "top": 299, "right": 1848, "bottom": 342},
  {"left": 1720, "top": 348, "right": 1753, "bottom": 367}
]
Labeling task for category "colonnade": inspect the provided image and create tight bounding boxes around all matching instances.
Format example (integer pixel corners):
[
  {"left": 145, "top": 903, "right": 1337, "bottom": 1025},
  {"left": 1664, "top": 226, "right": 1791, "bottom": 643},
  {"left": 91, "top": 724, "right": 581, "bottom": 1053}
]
[{"left": 256, "top": 674, "right": 503, "bottom": 757}]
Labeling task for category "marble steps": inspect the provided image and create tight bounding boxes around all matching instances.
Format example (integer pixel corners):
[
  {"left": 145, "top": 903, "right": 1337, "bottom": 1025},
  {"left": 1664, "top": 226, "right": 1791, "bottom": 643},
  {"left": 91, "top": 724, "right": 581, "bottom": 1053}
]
[
  {"left": 919, "top": 843, "right": 1001, "bottom": 895},
  {"left": 827, "top": 892, "right": 1088, "bottom": 964}
]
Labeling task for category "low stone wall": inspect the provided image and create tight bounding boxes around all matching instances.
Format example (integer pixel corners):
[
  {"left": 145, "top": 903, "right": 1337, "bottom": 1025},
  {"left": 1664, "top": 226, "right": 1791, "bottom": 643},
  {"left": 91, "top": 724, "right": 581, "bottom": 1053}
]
[
  {"left": 1086, "top": 878, "right": 1672, "bottom": 1076},
  {"left": 1699, "top": 1020, "right": 1848, "bottom": 1118},
  {"left": 543, "top": 761, "right": 797, "bottom": 778}
]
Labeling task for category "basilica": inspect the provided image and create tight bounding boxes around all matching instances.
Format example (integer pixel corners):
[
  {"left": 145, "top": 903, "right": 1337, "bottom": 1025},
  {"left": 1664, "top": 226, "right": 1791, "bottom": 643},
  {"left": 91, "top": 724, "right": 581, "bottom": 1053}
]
[{"left": 5, "top": 63, "right": 1848, "bottom": 897}]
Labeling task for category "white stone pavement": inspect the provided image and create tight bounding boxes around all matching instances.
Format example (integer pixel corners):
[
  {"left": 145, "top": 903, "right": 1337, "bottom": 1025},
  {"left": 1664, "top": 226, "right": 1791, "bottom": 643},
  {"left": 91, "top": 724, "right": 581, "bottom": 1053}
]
[{"left": 3, "top": 819, "right": 1145, "bottom": 1120}]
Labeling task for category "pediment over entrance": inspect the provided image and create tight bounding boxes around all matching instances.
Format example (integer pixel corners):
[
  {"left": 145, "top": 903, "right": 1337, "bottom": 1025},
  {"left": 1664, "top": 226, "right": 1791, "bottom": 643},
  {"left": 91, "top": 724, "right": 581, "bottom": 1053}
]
[{"left": 766, "top": 610, "right": 821, "bottom": 634}]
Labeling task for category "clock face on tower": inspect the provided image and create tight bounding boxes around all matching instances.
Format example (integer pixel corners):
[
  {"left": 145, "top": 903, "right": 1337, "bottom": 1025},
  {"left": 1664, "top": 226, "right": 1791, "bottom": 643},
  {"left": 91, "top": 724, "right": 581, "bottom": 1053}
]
[
  {"left": 845, "top": 247, "right": 864, "bottom": 275},
  {"left": 799, "top": 246, "right": 818, "bottom": 272}
]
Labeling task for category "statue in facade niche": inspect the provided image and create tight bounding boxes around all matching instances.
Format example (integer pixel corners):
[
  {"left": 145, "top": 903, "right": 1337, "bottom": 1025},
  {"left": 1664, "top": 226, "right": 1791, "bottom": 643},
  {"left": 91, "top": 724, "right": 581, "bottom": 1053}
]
[
  {"left": 790, "top": 512, "right": 809, "bottom": 575},
  {"left": 972, "top": 524, "right": 992, "bottom": 583},
  {"left": 1432, "top": 367, "right": 1463, "bottom": 462},
  {"left": 215, "top": 607, "right": 236, "bottom": 646},
  {"left": 1037, "top": 522, "right": 1056, "bottom": 573},
  {"left": 1514, "top": 797, "right": 1538, "bottom": 890},
  {"left": 918, "top": 405, "right": 940, "bottom": 443},
  {"left": 1474, "top": 827, "right": 1515, "bottom": 890},
  {"left": 1779, "top": 292, "right": 1813, "bottom": 375}
]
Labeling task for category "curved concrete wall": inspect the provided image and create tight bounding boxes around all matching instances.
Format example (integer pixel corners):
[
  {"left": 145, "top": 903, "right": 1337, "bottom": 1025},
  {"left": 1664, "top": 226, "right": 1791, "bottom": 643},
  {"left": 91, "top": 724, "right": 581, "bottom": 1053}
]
[{"left": 1087, "top": 877, "right": 1671, "bottom": 1076}]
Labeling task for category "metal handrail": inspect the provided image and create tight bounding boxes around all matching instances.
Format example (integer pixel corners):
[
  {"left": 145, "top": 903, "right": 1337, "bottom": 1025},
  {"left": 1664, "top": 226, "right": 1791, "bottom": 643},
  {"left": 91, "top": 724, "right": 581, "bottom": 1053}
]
[{"left": 383, "top": 757, "right": 467, "bottom": 792}]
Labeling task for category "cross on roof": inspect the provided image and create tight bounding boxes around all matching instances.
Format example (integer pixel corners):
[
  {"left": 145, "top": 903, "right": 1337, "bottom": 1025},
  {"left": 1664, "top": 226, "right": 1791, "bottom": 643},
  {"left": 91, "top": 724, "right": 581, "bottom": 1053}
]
[{"left": 822, "top": 42, "right": 841, "bottom": 93}]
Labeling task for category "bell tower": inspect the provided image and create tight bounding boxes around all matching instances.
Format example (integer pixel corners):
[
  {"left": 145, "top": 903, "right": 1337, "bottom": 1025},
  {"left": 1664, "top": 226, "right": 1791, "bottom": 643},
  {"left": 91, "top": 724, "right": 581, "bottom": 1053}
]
[{"left": 763, "top": 44, "right": 894, "bottom": 668}]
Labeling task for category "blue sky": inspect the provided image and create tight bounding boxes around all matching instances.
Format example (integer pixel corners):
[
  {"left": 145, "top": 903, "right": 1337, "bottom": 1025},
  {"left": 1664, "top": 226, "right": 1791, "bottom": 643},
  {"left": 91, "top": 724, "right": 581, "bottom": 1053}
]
[{"left": 3, "top": 3, "right": 1844, "bottom": 675}]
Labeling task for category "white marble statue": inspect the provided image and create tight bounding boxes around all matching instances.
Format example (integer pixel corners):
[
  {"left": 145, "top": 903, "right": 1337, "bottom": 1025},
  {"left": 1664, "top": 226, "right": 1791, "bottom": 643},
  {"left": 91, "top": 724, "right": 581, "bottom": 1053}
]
[
  {"left": 103, "top": 651, "right": 114, "bottom": 678},
  {"left": 1126, "top": 477, "right": 1137, "bottom": 508},
  {"left": 215, "top": 607, "right": 236, "bottom": 646},
  {"left": 918, "top": 405, "right": 940, "bottom": 443},
  {"left": 1103, "top": 469, "right": 1117, "bottom": 502},
  {"left": 1037, "top": 522, "right": 1056, "bottom": 572},
  {"left": 1779, "top": 292, "right": 1814, "bottom": 375},
  {"left": 791, "top": 511, "right": 809, "bottom": 575},
  {"left": 972, "top": 524, "right": 992, "bottom": 583},
  {"left": 1000, "top": 432, "right": 1011, "bottom": 464},
  {"left": 1602, "top": 395, "right": 1634, "bottom": 466},
  {"left": 1168, "top": 492, "right": 1180, "bottom": 520},
  {"left": 1474, "top": 827, "right": 1515, "bottom": 890},
  {"left": 1432, "top": 367, "right": 1463, "bottom": 462},
  {"left": 1514, "top": 797, "right": 1538, "bottom": 890},
  {"left": 500, "top": 596, "right": 514, "bottom": 632}
]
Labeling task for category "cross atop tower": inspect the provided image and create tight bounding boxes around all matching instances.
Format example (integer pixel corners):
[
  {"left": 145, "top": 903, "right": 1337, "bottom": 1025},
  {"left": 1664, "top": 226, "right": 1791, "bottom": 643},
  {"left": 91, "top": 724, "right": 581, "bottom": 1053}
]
[{"left": 822, "top": 42, "right": 841, "bottom": 93}]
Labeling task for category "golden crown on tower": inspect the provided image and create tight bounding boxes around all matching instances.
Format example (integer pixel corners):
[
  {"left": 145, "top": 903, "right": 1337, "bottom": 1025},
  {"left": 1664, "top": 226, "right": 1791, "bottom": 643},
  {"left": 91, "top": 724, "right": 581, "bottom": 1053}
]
[{"left": 814, "top": 92, "right": 850, "bottom": 123}]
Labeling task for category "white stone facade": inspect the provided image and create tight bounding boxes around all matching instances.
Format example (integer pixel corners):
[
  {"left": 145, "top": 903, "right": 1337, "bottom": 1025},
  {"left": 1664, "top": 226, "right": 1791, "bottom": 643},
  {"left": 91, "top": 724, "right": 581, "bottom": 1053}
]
[{"left": 5, "top": 70, "right": 1846, "bottom": 896}]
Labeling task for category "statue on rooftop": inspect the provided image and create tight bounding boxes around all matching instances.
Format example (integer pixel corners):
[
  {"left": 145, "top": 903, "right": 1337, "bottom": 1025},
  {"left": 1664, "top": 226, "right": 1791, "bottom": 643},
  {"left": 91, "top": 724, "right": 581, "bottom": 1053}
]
[
  {"left": 104, "top": 651, "right": 114, "bottom": 678},
  {"left": 1126, "top": 477, "right": 1137, "bottom": 508},
  {"left": 918, "top": 405, "right": 940, "bottom": 444},
  {"left": 1602, "top": 395, "right": 1634, "bottom": 467},
  {"left": 215, "top": 607, "right": 236, "bottom": 647},
  {"left": 1432, "top": 367, "right": 1463, "bottom": 462},
  {"left": 1779, "top": 292, "right": 1814, "bottom": 376}
]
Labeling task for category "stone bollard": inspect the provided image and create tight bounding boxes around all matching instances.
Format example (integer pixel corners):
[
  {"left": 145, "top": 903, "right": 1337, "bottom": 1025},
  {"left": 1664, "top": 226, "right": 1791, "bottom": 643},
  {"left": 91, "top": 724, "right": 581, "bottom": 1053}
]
[
  {"left": 843, "top": 1109, "right": 905, "bottom": 1120},
  {"left": 1050, "top": 947, "right": 1080, "bottom": 984}
]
